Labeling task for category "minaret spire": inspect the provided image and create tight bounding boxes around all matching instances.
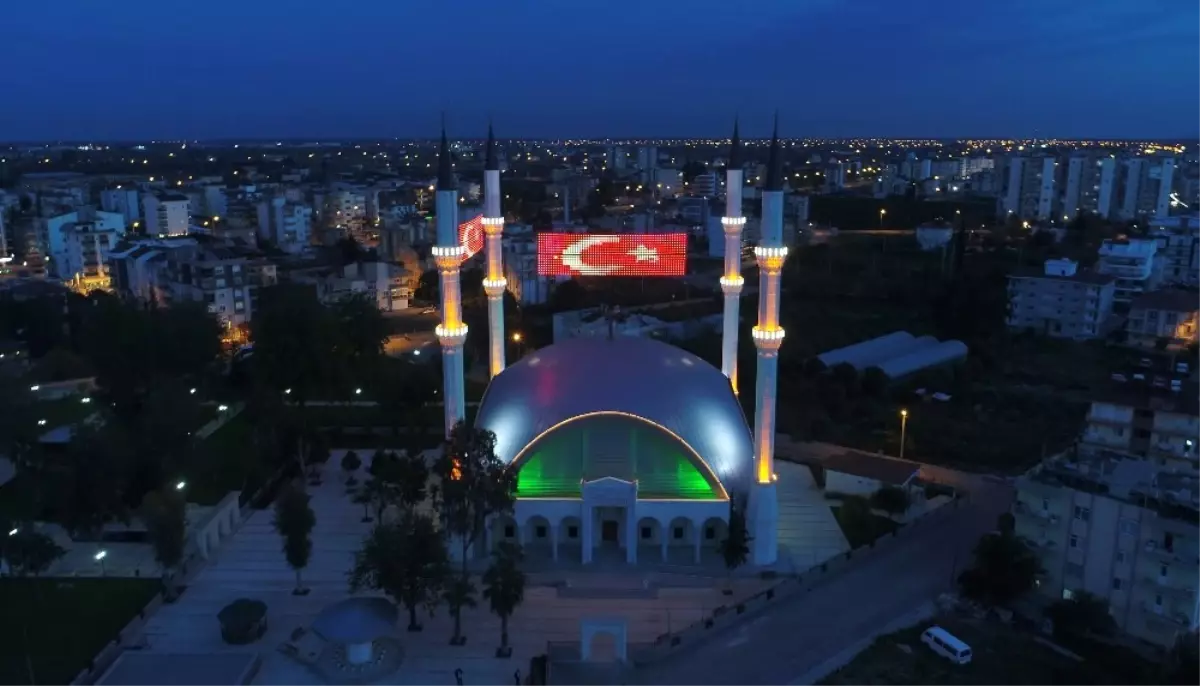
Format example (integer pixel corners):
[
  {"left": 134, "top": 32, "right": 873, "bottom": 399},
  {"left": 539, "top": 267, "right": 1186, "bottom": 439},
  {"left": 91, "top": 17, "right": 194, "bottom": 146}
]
[
  {"left": 481, "top": 120, "right": 508, "bottom": 378},
  {"left": 719, "top": 116, "right": 747, "bottom": 393},
  {"left": 433, "top": 117, "right": 467, "bottom": 436},
  {"left": 748, "top": 113, "right": 787, "bottom": 566},
  {"left": 437, "top": 117, "right": 454, "bottom": 190}
]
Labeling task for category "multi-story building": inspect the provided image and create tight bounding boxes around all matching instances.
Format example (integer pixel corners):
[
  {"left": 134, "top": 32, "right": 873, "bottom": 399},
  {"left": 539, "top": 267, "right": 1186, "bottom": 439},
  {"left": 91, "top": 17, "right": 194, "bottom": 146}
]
[
  {"left": 100, "top": 187, "right": 140, "bottom": 226},
  {"left": 689, "top": 172, "right": 716, "bottom": 197},
  {"left": 55, "top": 223, "right": 120, "bottom": 287},
  {"left": 1127, "top": 290, "right": 1200, "bottom": 349},
  {"left": 1006, "top": 258, "right": 1116, "bottom": 340},
  {"left": 1003, "top": 156, "right": 1056, "bottom": 220},
  {"left": 1097, "top": 238, "right": 1160, "bottom": 308},
  {"left": 256, "top": 197, "right": 313, "bottom": 253},
  {"left": 107, "top": 237, "right": 197, "bottom": 303},
  {"left": 1150, "top": 214, "right": 1199, "bottom": 288},
  {"left": 1061, "top": 155, "right": 1117, "bottom": 221},
  {"left": 143, "top": 192, "right": 190, "bottom": 237},
  {"left": 288, "top": 261, "right": 411, "bottom": 311},
  {"left": 1118, "top": 157, "right": 1176, "bottom": 221},
  {"left": 43, "top": 209, "right": 124, "bottom": 263},
  {"left": 1013, "top": 453, "right": 1198, "bottom": 648},
  {"left": 1081, "top": 383, "right": 1199, "bottom": 472},
  {"left": 161, "top": 243, "right": 277, "bottom": 328}
]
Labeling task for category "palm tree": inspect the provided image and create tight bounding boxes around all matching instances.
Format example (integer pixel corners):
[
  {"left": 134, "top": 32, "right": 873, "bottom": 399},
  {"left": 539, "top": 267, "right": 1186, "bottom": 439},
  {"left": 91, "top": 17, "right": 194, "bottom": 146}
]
[
  {"left": 719, "top": 501, "right": 752, "bottom": 595},
  {"left": 273, "top": 484, "right": 316, "bottom": 596},
  {"left": 444, "top": 573, "right": 477, "bottom": 646},
  {"left": 482, "top": 542, "right": 526, "bottom": 657}
]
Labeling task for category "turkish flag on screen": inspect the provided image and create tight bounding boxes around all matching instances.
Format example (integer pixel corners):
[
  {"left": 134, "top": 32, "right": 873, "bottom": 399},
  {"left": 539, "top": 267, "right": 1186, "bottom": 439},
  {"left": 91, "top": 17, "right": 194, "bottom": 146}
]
[{"left": 537, "top": 233, "right": 688, "bottom": 277}]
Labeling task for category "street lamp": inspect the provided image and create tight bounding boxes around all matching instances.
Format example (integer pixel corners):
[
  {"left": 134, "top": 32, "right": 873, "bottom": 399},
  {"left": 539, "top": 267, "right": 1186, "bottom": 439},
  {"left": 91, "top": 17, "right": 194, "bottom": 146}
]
[
  {"left": 8, "top": 528, "right": 17, "bottom": 537},
  {"left": 899, "top": 409, "right": 909, "bottom": 461},
  {"left": 878, "top": 208, "right": 886, "bottom": 229},
  {"left": 175, "top": 481, "right": 187, "bottom": 491},
  {"left": 94, "top": 550, "right": 108, "bottom": 576}
]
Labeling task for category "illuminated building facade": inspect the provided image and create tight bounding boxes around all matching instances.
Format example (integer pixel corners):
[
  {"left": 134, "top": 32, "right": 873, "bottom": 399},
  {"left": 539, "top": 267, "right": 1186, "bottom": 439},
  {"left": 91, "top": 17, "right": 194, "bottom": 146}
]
[{"left": 473, "top": 336, "right": 754, "bottom": 565}]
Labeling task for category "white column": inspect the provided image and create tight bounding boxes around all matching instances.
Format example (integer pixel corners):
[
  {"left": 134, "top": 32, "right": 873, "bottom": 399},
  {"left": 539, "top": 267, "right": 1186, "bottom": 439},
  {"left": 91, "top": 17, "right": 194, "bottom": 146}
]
[
  {"left": 625, "top": 507, "right": 637, "bottom": 564},
  {"left": 551, "top": 521, "right": 559, "bottom": 562},
  {"left": 581, "top": 505, "right": 593, "bottom": 564}
]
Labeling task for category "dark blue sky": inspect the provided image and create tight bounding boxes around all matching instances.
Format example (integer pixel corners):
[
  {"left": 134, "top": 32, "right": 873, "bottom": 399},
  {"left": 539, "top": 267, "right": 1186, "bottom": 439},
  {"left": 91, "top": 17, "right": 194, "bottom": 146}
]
[{"left": 4, "top": 0, "right": 1197, "bottom": 140}]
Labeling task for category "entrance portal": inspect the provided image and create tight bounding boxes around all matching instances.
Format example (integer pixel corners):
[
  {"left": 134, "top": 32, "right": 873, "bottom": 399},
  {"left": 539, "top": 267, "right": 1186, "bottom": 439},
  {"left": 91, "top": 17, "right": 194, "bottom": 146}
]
[{"left": 601, "top": 520, "right": 619, "bottom": 543}]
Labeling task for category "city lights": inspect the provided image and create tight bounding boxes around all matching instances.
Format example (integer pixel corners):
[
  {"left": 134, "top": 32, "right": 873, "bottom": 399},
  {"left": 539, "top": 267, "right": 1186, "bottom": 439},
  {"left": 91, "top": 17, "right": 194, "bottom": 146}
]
[{"left": 537, "top": 233, "right": 688, "bottom": 277}]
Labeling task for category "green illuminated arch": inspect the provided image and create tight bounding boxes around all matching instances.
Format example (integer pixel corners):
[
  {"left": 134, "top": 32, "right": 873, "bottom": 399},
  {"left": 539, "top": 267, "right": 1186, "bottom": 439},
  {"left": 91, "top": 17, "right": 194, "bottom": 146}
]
[{"left": 513, "top": 413, "right": 725, "bottom": 500}]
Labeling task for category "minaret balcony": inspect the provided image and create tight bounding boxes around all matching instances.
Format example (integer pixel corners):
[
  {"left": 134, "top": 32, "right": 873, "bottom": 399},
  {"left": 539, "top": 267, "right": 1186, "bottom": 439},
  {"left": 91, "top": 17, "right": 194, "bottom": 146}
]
[
  {"left": 482, "top": 216, "right": 505, "bottom": 234},
  {"left": 751, "top": 326, "right": 786, "bottom": 351},
  {"left": 436, "top": 323, "right": 469, "bottom": 347},
  {"left": 721, "top": 216, "right": 746, "bottom": 233},
  {"left": 719, "top": 275, "right": 745, "bottom": 294},
  {"left": 433, "top": 245, "right": 466, "bottom": 270},
  {"left": 754, "top": 246, "right": 788, "bottom": 271},
  {"left": 483, "top": 277, "right": 508, "bottom": 296}
]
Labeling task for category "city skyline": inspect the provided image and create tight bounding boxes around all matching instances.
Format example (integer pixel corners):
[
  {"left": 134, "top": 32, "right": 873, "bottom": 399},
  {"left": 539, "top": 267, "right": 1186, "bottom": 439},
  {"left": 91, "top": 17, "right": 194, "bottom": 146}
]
[{"left": 3, "top": 0, "right": 1198, "bottom": 141}]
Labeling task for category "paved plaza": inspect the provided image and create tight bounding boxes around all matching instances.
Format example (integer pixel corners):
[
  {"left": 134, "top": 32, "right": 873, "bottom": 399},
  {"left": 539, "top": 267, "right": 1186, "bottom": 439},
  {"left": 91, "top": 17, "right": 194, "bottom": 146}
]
[{"left": 122, "top": 452, "right": 849, "bottom": 684}]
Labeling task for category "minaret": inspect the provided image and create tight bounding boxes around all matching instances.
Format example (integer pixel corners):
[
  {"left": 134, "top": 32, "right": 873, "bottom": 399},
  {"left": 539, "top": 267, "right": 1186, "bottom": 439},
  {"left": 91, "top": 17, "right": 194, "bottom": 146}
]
[
  {"left": 749, "top": 116, "right": 787, "bottom": 566},
  {"left": 433, "top": 124, "right": 468, "bottom": 436},
  {"left": 719, "top": 118, "right": 746, "bottom": 392},
  {"left": 481, "top": 123, "right": 507, "bottom": 378}
]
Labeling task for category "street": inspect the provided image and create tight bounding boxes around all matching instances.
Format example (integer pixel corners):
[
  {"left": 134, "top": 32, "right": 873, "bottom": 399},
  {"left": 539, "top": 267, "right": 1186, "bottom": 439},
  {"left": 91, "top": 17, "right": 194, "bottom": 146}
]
[{"left": 632, "top": 482, "right": 1012, "bottom": 685}]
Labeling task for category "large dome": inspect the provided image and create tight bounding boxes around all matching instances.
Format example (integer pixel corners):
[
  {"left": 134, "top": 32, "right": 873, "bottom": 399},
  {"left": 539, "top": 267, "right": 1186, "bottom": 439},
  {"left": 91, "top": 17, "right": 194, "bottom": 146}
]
[{"left": 474, "top": 336, "right": 754, "bottom": 497}]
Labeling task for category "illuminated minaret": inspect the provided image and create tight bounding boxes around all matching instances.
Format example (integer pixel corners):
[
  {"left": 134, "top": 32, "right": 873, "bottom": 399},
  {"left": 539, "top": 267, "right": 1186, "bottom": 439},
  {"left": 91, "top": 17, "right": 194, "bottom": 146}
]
[
  {"left": 433, "top": 124, "right": 468, "bottom": 436},
  {"left": 719, "top": 118, "right": 746, "bottom": 392},
  {"left": 749, "top": 117, "right": 787, "bottom": 566},
  {"left": 481, "top": 123, "right": 507, "bottom": 378}
]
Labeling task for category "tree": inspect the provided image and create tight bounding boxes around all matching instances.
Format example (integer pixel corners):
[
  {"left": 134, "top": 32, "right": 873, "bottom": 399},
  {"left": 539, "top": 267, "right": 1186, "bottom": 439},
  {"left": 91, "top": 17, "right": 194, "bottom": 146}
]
[
  {"left": 482, "top": 542, "right": 526, "bottom": 657},
  {"left": 443, "top": 574, "right": 477, "bottom": 646},
  {"left": 869, "top": 486, "right": 911, "bottom": 519},
  {"left": 348, "top": 514, "right": 449, "bottom": 632},
  {"left": 140, "top": 487, "right": 187, "bottom": 582},
  {"left": 333, "top": 292, "right": 388, "bottom": 383},
  {"left": 547, "top": 279, "right": 588, "bottom": 312},
  {"left": 1, "top": 528, "right": 65, "bottom": 577},
  {"left": 1045, "top": 590, "right": 1116, "bottom": 641},
  {"left": 433, "top": 421, "right": 518, "bottom": 572},
  {"left": 341, "top": 450, "right": 362, "bottom": 485},
  {"left": 25, "top": 422, "right": 134, "bottom": 537},
  {"left": 272, "top": 484, "right": 316, "bottom": 595},
  {"left": 1161, "top": 631, "right": 1199, "bottom": 685},
  {"left": 957, "top": 531, "right": 1041, "bottom": 607},
  {"left": 719, "top": 501, "right": 752, "bottom": 595},
  {"left": 996, "top": 512, "right": 1015, "bottom": 536},
  {"left": 373, "top": 449, "right": 430, "bottom": 514}
]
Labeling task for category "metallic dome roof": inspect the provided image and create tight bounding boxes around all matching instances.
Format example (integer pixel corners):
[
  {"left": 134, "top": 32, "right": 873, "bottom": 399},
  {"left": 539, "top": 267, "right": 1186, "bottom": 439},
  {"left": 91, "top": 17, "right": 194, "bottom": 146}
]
[{"left": 474, "top": 336, "right": 754, "bottom": 495}]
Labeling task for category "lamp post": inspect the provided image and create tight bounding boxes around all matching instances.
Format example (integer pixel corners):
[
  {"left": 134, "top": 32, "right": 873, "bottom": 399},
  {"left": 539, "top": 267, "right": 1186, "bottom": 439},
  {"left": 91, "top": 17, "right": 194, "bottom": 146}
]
[
  {"left": 511, "top": 332, "right": 523, "bottom": 359},
  {"left": 878, "top": 208, "right": 886, "bottom": 229},
  {"left": 899, "top": 409, "right": 909, "bottom": 461},
  {"left": 94, "top": 549, "right": 108, "bottom": 576}
]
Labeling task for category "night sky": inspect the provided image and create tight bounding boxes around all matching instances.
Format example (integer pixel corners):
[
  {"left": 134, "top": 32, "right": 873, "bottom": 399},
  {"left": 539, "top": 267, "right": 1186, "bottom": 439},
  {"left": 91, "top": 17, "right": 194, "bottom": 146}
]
[{"left": 4, "top": 0, "right": 1198, "bottom": 141}]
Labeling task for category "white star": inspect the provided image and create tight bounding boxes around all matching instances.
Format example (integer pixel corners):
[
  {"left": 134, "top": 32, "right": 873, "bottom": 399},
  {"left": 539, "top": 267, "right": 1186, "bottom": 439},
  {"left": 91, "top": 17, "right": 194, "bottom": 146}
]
[{"left": 628, "top": 245, "right": 659, "bottom": 262}]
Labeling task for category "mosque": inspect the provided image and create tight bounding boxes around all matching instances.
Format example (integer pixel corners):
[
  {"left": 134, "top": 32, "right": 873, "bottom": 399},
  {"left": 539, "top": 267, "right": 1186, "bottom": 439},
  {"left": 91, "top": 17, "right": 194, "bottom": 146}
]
[{"left": 431, "top": 119, "right": 787, "bottom": 567}]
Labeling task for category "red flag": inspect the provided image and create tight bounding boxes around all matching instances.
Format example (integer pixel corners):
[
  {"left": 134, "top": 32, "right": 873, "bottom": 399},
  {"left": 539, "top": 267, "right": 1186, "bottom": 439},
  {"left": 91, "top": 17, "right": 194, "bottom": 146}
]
[
  {"left": 458, "top": 215, "right": 484, "bottom": 258},
  {"left": 537, "top": 233, "right": 688, "bottom": 277}
]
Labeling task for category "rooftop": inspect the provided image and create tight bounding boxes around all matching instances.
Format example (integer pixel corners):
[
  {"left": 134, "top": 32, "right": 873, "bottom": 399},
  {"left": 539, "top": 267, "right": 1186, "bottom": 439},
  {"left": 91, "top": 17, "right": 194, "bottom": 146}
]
[
  {"left": 1026, "top": 452, "right": 1199, "bottom": 518},
  {"left": 1008, "top": 266, "right": 1114, "bottom": 285},
  {"left": 1131, "top": 289, "right": 1198, "bottom": 313},
  {"left": 822, "top": 450, "right": 920, "bottom": 486}
]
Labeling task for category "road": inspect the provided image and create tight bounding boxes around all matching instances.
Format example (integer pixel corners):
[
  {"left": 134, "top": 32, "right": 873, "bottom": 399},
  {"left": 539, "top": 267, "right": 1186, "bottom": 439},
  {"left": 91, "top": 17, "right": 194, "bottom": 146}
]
[{"left": 632, "top": 482, "right": 1012, "bottom": 685}]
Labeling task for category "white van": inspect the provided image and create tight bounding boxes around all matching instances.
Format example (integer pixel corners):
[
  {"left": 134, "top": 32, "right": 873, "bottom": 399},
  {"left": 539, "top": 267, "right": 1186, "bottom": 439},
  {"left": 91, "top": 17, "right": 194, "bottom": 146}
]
[{"left": 920, "top": 625, "right": 972, "bottom": 664}]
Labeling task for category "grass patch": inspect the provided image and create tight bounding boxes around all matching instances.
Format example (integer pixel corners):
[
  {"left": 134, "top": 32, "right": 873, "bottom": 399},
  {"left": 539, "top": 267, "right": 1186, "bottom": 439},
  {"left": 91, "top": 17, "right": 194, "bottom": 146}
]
[
  {"left": 832, "top": 504, "right": 901, "bottom": 548},
  {"left": 0, "top": 577, "right": 159, "bottom": 685},
  {"left": 819, "top": 616, "right": 1152, "bottom": 685},
  {"left": 189, "top": 412, "right": 268, "bottom": 506}
]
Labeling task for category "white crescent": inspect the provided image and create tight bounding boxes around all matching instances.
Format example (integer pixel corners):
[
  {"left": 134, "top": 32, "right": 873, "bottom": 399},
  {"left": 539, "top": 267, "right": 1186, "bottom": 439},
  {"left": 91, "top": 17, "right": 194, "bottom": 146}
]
[{"left": 561, "top": 235, "right": 622, "bottom": 275}]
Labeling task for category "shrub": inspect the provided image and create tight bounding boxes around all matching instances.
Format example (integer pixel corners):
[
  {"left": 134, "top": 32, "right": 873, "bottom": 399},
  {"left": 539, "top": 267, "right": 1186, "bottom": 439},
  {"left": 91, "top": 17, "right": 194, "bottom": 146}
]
[{"left": 218, "top": 598, "right": 268, "bottom": 645}]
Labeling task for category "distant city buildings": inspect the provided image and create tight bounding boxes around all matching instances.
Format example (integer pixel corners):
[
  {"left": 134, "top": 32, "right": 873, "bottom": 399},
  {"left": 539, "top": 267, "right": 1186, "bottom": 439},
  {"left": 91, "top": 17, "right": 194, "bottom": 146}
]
[
  {"left": 1006, "top": 259, "right": 1116, "bottom": 340},
  {"left": 143, "top": 192, "right": 190, "bottom": 236}
]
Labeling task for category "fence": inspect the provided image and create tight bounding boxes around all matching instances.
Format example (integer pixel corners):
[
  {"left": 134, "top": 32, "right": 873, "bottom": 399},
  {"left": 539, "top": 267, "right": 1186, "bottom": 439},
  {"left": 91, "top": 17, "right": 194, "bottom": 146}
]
[{"left": 631, "top": 494, "right": 967, "bottom": 666}]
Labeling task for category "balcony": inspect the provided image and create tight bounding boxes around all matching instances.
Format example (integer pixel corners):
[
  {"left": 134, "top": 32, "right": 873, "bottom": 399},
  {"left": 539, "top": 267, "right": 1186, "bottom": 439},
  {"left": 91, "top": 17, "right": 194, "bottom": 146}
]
[
  {"left": 1014, "top": 501, "right": 1061, "bottom": 524},
  {"left": 1141, "top": 575, "right": 1198, "bottom": 597},
  {"left": 1140, "top": 603, "right": 1194, "bottom": 628}
]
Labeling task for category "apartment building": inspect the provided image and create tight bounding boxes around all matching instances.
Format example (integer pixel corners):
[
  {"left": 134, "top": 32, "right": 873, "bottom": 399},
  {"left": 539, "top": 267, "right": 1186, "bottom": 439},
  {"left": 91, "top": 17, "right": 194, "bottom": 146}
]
[
  {"left": 108, "top": 238, "right": 198, "bottom": 303},
  {"left": 100, "top": 187, "right": 140, "bottom": 225},
  {"left": 1006, "top": 259, "right": 1116, "bottom": 340},
  {"left": 1097, "top": 238, "right": 1161, "bottom": 308},
  {"left": 288, "top": 261, "right": 412, "bottom": 311},
  {"left": 161, "top": 243, "right": 277, "bottom": 328},
  {"left": 1118, "top": 157, "right": 1176, "bottom": 221},
  {"left": 143, "top": 192, "right": 190, "bottom": 236},
  {"left": 1061, "top": 155, "right": 1117, "bottom": 221},
  {"left": 1013, "top": 453, "right": 1199, "bottom": 648},
  {"left": 1003, "top": 156, "right": 1056, "bottom": 220},
  {"left": 1081, "top": 383, "right": 1199, "bottom": 473},
  {"left": 55, "top": 223, "right": 120, "bottom": 287},
  {"left": 256, "top": 197, "right": 313, "bottom": 253},
  {"left": 1150, "top": 214, "right": 1199, "bottom": 288},
  {"left": 1127, "top": 290, "right": 1200, "bottom": 349}
]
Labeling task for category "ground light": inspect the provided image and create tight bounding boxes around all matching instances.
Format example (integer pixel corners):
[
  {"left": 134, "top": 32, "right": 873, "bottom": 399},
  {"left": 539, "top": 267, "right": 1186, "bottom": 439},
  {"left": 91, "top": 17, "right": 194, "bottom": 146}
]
[
  {"left": 899, "top": 409, "right": 909, "bottom": 461},
  {"left": 217, "top": 404, "right": 228, "bottom": 412},
  {"left": 94, "top": 549, "right": 108, "bottom": 576},
  {"left": 29, "top": 385, "right": 39, "bottom": 391},
  {"left": 176, "top": 481, "right": 187, "bottom": 491},
  {"left": 355, "top": 388, "right": 362, "bottom": 395},
  {"left": 7, "top": 528, "right": 17, "bottom": 536},
  {"left": 189, "top": 388, "right": 197, "bottom": 394}
]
